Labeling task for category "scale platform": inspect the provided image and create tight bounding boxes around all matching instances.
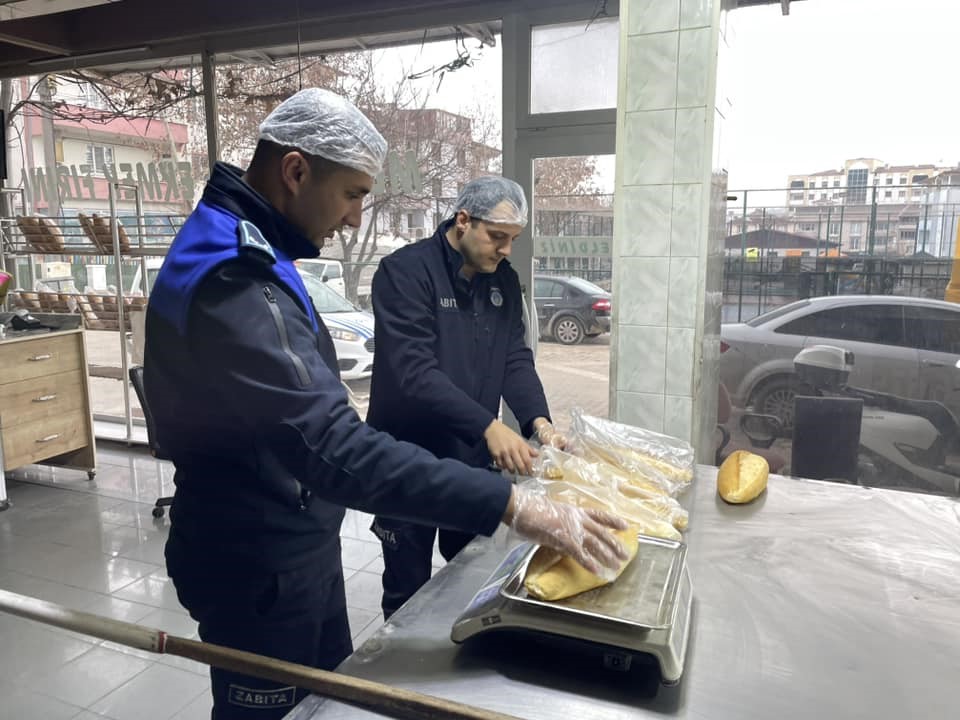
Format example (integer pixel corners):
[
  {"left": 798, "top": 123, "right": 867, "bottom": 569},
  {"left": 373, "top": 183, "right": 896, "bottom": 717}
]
[{"left": 452, "top": 535, "right": 693, "bottom": 684}]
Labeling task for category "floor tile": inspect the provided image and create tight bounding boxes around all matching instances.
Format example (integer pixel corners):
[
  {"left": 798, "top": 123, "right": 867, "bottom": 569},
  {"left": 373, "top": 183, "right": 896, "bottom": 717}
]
[
  {"left": 343, "top": 571, "right": 383, "bottom": 614},
  {"left": 29, "top": 645, "right": 153, "bottom": 708},
  {"left": 90, "top": 663, "right": 209, "bottom": 720},
  {"left": 340, "top": 536, "right": 382, "bottom": 571},
  {"left": 169, "top": 690, "right": 212, "bottom": 720},
  {"left": 0, "top": 680, "right": 86, "bottom": 720},
  {"left": 0, "top": 614, "right": 96, "bottom": 685},
  {"left": 347, "top": 605, "right": 380, "bottom": 639},
  {"left": 110, "top": 569, "right": 185, "bottom": 613}
]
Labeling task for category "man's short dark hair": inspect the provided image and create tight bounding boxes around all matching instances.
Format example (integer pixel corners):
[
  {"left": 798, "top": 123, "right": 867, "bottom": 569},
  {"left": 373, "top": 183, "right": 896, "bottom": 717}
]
[{"left": 249, "top": 139, "right": 343, "bottom": 178}]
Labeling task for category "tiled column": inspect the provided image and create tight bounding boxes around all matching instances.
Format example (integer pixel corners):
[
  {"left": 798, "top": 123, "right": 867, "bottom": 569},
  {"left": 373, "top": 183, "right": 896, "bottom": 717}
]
[{"left": 610, "top": 0, "right": 733, "bottom": 461}]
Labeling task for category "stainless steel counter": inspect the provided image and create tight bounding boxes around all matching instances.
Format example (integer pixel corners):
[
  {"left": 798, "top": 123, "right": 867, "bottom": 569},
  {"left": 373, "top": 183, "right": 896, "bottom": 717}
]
[{"left": 288, "top": 468, "right": 960, "bottom": 720}]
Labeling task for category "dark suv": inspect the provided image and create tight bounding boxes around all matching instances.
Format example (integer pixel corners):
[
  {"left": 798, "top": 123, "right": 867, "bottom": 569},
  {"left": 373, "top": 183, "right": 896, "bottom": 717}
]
[{"left": 533, "top": 275, "right": 612, "bottom": 345}]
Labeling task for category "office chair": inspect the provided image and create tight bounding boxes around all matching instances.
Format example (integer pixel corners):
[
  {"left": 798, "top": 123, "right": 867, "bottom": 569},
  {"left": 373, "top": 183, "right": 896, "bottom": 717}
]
[{"left": 128, "top": 366, "right": 173, "bottom": 518}]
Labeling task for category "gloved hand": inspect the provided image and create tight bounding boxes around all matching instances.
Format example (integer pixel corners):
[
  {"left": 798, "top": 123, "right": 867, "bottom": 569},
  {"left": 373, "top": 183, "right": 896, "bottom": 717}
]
[
  {"left": 534, "top": 419, "right": 568, "bottom": 450},
  {"left": 504, "top": 484, "right": 629, "bottom": 579},
  {"left": 484, "top": 419, "right": 539, "bottom": 475}
]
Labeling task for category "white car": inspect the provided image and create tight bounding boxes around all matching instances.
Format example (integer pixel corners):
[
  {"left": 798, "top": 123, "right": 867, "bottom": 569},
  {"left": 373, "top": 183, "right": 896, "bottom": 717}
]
[
  {"left": 296, "top": 258, "right": 346, "bottom": 297},
  {"left": 297, "top": 269, "right": 374, "bottom": 380}
]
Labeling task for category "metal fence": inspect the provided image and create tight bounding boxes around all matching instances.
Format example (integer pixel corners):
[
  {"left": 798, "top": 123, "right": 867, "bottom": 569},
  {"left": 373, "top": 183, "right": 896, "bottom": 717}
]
[{"left": 723, "top": 184, "right": 960, "bottom": 321}]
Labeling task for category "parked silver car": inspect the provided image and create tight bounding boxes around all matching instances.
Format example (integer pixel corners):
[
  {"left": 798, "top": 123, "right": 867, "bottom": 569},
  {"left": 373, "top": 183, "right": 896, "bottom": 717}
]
[{"left": 720, "top": 295, "right": 960, "bottom": 426}]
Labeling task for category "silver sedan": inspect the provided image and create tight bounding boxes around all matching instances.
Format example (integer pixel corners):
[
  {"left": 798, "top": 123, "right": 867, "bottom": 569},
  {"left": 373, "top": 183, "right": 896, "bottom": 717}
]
[{"left": 720, "top": 295, "right": 960, "bottom": 425}]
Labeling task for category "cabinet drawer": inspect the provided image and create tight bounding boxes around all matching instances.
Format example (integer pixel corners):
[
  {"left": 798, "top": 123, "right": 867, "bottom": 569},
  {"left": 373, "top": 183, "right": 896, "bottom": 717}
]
[
  {"left": 0, "top": 334, "right": 82, "bottom": 384},
  {"left": 2, "top": 410, "right": 89, "bottom": 471},
  {"left": 0, "top": 370, "right": 86, "bottom": 428}
]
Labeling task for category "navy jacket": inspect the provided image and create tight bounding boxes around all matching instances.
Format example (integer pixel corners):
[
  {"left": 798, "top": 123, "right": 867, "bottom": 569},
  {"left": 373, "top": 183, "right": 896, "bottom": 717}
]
[
  {"left": 144, "top": 164, "right": 511, "bottom": 571},
  {"left": 366, "top": 221, "right": 550, "bottom": 469}
]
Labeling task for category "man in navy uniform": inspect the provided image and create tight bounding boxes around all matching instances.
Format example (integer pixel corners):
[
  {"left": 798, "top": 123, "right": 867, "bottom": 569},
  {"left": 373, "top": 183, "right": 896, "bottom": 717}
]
[
  {"left": 368, "top": 177, "right": 568, "bottom": 619},
  {"left": 144, "top": 90, "right": 627, "bottom": 719}
]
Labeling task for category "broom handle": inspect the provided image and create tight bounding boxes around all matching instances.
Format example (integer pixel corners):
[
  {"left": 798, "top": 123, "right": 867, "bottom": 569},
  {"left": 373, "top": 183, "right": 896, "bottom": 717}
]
[{"left": 0, "top": 588, "right": 522, "bottom": 720}]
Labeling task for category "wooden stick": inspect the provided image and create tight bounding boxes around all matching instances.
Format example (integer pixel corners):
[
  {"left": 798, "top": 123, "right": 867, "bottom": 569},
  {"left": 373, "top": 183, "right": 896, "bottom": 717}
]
[{"left": 0, "top": 588, "right": 521, "bottom": 720}]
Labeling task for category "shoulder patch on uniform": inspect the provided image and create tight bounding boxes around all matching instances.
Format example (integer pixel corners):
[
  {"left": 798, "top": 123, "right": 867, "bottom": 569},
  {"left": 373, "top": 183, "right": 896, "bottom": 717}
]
[{"left": 237, "top": 220, "right": 276, "bottom": 262}]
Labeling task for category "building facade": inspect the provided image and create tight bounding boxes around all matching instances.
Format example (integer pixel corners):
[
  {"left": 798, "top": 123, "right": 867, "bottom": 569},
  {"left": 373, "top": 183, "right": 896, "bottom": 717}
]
[{"left": 8, "top": 77, "right": 192, "bottom": 219}]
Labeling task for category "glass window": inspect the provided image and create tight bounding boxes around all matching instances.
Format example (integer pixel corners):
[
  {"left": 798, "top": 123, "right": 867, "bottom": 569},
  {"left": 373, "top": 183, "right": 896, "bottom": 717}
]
[
  {"left": 564, "top": 276, "right": 606, "bottom": 294},
  {"left": 776, "top": 305, "right": 906, "bottom": 346},
  {"left": 298, "top": 272, "right": 358, "bottom": 313},
  {"left": 847, "top": 168, "right": 869, "bottom": 204},
  {"left": 745, "top": 299, "right": 811, "bottom": 327},
  {"left": 85, "top": 144, "right": 114, "bottom": 175},
  {"left": 904, "top": 306, "right": 960, "bottom": 354},
  {"left": 535, "top": 278, "right": 562, "bottom": 298},
  {"left": 530, "top": 17, "right": 618, "bottom": 113}
]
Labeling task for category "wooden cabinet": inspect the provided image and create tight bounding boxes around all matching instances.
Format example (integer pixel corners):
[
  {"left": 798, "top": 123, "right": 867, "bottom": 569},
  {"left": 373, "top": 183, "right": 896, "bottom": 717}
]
[{"left": 0, "top": 329, "right": 96, "bottom": 510}]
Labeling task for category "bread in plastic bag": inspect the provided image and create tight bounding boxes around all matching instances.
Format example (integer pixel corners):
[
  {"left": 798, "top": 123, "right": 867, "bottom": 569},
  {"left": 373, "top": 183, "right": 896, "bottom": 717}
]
[
  {"left": 541, "top": 479, "right": 681, "bottom": 541},
  {"left": 534, "top": 447, "right": 688, "bottom": 532},
  {"left": 569, "top": 408, "right": 695, "bottom": 496}
]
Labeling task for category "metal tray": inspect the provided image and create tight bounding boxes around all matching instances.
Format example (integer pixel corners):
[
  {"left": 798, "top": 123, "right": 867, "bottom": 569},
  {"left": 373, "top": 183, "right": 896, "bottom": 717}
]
[{"left": 499, "top": 535, "right": 687, "bottom": 630}]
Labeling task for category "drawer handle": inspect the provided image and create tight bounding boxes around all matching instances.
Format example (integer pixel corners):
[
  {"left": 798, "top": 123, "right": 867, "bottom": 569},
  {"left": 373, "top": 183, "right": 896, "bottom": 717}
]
[
  {"left": 33, "top": 394, "right": 58, "bottom": 403},
  {"left": 36, "top": 434, "right": 61, "bottom": 443},
  {"left": 28, "top": 354, "right": 53, "bottom": 362}
]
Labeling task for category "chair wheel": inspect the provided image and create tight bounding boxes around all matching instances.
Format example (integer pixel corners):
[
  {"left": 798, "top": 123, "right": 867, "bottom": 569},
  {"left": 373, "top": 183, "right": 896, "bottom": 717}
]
[
  {"left": 87, "top": 470, "right": 96, "bottom": 480},
  {"left": 152, "top": 506, "right": 165, "bottom": 519}
]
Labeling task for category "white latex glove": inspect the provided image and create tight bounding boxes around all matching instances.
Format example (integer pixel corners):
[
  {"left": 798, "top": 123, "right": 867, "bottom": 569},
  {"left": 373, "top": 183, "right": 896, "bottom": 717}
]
[
  {"left": 534, "top": 420, "right": 568, "bottom": 450},
  {"left": 504, "top": 484, "right": 629, "bottom": 579}
]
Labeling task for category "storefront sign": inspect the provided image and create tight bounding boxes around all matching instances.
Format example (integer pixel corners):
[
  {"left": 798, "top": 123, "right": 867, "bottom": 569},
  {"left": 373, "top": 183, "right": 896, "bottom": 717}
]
[
  {"left": 534, "top": 236, "right": 612, "bottom": 258},
  {"left": 371, "top": 149, "right": 422, "bottom": 195},
  {"left": 20, "top": 160, "right": 195, "bottom": 207}
]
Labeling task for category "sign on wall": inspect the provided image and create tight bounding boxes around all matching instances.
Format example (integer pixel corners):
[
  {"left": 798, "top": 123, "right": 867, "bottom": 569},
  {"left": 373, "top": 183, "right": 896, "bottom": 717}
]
[
  {"left": 534, "top": 236, "right": 612, "bottom": 258},
  {"left": 20, "top": 160, "right": 195, "bottom": 207}
]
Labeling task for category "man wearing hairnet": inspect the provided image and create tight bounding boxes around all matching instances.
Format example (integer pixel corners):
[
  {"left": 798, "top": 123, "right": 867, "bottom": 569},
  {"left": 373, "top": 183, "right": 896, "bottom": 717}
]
[
  {"left": 144, "top": 90, "right": 627, "bottom": 718},
  {"left": 368, "top": 177, "right": 568, "bottom": 619}
]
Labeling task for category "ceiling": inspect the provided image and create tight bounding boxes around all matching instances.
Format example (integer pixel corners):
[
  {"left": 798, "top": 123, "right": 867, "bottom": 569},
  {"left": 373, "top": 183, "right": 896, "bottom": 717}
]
[{"left": 0, "top": 0, "right": 802, "bottom": 79}]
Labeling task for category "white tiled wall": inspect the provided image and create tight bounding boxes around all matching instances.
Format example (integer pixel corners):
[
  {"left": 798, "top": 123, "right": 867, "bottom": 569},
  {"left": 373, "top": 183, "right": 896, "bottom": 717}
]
[{"left": 611, "top": 0, "right": 729, "bottom": 461}]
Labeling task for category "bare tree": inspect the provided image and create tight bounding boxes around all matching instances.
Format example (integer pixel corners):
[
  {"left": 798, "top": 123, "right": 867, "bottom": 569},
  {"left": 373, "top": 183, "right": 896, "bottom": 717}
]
[
  {"left": 0, "top": 50, "right": 506, "bottom": 301},
  {"left": 532, "top": 156, "right": 609, "bottom": 238}
]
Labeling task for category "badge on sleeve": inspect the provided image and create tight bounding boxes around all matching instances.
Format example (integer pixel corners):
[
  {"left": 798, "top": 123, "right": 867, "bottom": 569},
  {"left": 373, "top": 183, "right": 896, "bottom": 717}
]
[
  {"left": 237, "top": 220, "right": 276, "bottom": 262},
  {"left": 490, "top": 286, "right": 504, "bottom": 307}
]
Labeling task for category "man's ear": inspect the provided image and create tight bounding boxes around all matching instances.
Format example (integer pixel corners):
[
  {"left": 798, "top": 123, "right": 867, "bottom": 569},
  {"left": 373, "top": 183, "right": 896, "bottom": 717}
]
[
  {"left": 454, "top": 209, "right": 471, "bottom": 232},
  {"left": 279, "top": 151, "right": 309, "bottom": 196}
]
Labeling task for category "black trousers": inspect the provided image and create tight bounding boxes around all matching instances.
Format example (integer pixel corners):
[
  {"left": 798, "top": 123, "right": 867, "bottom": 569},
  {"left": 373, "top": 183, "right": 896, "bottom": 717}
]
[
  {"left": 166, "top": 541, "right": 352, "bottom": 720},
  {"left": 371, "top": 516, "right": 474, "bottom": 619}
]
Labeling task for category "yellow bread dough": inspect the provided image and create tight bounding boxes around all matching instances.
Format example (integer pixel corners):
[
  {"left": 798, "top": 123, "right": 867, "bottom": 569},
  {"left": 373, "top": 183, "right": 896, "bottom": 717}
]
[{"left": 523, "top": 526, "right": 640, "bottom": 601}]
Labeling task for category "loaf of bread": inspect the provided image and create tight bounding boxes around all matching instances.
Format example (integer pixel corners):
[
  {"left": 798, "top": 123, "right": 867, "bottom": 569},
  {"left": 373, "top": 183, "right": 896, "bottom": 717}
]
[
  {"left": 523, "top": 526, "right": 640, "bottom": 601},
  {"left": 543, "top": 481, "right": 682, "bottom": 541},
  {"left": 717, "top": 450, "right": 769, "bottom": 504},
  {"left": 583, "top": 441, "right": 694, "bottom": 485},
  {"left": 535, "top": 448, "right": 689, "bottom": 531}
]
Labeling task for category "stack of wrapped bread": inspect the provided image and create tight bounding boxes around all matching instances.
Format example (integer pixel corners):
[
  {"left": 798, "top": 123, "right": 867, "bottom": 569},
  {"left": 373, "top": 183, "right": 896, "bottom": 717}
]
[{"left": 523, "top": 410, "right": 695, "bottom": 601}]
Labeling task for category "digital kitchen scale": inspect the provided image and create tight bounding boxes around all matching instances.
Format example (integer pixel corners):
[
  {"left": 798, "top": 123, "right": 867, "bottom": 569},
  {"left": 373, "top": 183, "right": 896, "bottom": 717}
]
[{"left": 451, "top": 536, "right": 693, "bottom": 684}]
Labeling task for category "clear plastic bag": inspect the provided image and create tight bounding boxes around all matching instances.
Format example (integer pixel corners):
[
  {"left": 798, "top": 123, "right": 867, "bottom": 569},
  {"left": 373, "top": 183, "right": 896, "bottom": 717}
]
[
  {"left": 534, "top": 447, "right": 689, "bottom": 532},
  {"left": 569, "top": 408, "right": 695, "bottom": 497}
]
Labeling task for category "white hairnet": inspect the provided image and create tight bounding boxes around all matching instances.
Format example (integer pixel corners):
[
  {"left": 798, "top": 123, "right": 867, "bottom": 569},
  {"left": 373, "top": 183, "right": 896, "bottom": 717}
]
[
  {"left": 453, "top": 176, "right": 528, "bottom": 227},
  {"left": 258, "top": 88, "right": 387, "bottom": 178}
]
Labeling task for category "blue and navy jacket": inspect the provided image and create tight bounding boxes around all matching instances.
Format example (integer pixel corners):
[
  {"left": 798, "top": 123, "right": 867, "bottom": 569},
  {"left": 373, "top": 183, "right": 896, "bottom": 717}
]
[
  {"left": 366, "top": 221, "right": 551, "bottom": 469},
  {"left": 144, "top": 163, "right": 511, "bottom": 571}
]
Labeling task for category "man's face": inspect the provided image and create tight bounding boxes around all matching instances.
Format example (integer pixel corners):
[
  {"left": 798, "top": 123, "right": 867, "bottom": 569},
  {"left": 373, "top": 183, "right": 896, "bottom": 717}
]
[
  {"left": 454, "top": 206, "right": 523, "bottom": 275},
  {"left": 282, "top": 152, "right": 372, "bottom": 248}
]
